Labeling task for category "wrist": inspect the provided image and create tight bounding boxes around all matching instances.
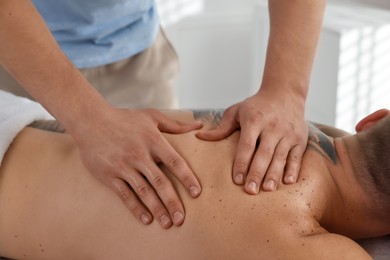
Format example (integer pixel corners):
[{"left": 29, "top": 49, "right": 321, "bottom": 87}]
[
  {"left": 42, "top": 74, "right": 113, "bottom": 141},
  {"left": 259, "top": 76, "right": 308, "bottom": 105},
  {"left": 257, "top": 82, "right": 307, "bottom": 113},
  {"left": 63, "top": 94, "right": 114, "bottom": 142}
]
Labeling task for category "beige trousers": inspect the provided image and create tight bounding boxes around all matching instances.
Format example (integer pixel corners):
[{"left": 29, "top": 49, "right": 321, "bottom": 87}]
[{"left": 0, "top": 29, "right": 179, "bottom": 109}]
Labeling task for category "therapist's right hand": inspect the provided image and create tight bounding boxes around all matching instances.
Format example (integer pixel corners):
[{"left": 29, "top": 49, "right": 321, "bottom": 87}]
[
  {"left": 73, "top": 107, "right": 203, "bottom": 229},
  {"left": 0, "top": 0, "right": 201, "bottom": 229}
]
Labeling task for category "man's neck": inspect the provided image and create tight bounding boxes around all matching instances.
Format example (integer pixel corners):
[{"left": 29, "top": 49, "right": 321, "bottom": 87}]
[{"left": 324, "top": 137, "right": 390, "bottom": 239}]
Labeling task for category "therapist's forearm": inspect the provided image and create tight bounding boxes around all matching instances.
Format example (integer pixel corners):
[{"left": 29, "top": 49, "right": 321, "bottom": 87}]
[
  {"left": 261, "top": 0, "right": 326, "bottom": 101},
  {"left": 0, "top": 0, "right": 110, "bottom": 135}
]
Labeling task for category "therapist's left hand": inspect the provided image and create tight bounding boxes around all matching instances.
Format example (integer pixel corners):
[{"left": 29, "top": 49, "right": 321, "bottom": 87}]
[{"left": 196, "top": 89, "right": 308, "bottom": 194}]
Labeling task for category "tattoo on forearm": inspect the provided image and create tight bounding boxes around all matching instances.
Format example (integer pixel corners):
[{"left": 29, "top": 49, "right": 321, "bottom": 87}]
[
  {"left": 192, "top": 109, "right": 224, "bottom": 126},
  {"left": 307, "top": 123, "right": 338, "bottom": 164},
  {"left": 28, "top": 120, "right": 66, "bottom": 133}
]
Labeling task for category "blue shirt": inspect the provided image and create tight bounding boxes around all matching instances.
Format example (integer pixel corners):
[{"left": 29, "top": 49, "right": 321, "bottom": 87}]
[{"left": 32, "top": 0, "right": 159, "bottom": 68}]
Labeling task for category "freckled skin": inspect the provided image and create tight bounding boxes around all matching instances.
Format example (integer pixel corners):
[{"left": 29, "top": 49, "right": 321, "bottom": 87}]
[{"left": 0, "top": 110, "right": 375, "bottom": 259}]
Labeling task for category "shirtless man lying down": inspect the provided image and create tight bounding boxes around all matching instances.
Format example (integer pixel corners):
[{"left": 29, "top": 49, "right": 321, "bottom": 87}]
[{"left": 1, "top": 106, "right": 390, "bottom": 259}]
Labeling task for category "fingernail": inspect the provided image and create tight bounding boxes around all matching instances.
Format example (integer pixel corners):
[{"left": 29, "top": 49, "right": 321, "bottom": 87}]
[
  {"left": 173, "top": 211, "right": 184, "bottom": 225},
  {"left": 190, "top": 186, "right": 200, "bottom": 197},
  {"left": 160, "top": 214, "right": 171, "bottom": 227},
  {"left": 234, "top": 173, "right": 244, "bottom": 184},
  {"left": 286, "top": 175, "right": 295, "bottom": 184},
  {"left": 141, "top": 213, "right": 151, "bottom": 224},
  {"left": 265, "top": 180, "right": 276, "bottom": 191},
  {"left": 247, "top": 181, "right": 258, "bottom": 194}
]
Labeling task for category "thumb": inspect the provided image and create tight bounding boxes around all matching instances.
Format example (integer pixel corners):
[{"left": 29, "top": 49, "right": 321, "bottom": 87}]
[
  {"left": 196, "top": 107, "right": 239, "bottom": 141},
  {"left": 152, "top": 110, "right": 203, "bottom": 134}
]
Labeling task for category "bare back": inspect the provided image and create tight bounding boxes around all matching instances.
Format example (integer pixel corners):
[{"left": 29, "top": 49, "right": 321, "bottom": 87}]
[{"left": 0, "top": 111, "right": 371, "bottom": 259}]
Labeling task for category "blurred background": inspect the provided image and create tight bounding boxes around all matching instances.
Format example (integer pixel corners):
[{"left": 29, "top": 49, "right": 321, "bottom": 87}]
[{"left": 156, "top": 0, "right": 390, "bottom": 132}]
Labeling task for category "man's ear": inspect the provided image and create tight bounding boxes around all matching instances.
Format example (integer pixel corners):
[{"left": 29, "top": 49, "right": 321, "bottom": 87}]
[{"left": 355, "top": 109, "right": 390, "bottom": 132}]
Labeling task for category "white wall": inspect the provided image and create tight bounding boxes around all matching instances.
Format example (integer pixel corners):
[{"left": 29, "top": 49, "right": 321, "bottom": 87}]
[
  {"left": 329, "top": 0, "right": 390, "bottom": 10},
  {"left": 157, "top": 0, "right": 256, "bottom": 109},
  {"left": 254, "top": 1, "right": 390, "bottom": 131},
  {"left": 157, "top": 0, "right": 390, "bottom": 131}
]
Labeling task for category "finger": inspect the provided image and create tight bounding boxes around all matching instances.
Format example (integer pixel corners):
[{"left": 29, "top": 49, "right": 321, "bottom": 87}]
[
  {"left": 154, "top": 138, "right": 202, "bottom": 199},
  {"left": 232, "top": 124, "right": 262, "bottom": 186},
  {"left": 196, "top": 106, "right": 239, "bottom": 141},
  {"left": 159, "top": 117, "right": 203, "bottom": 134},
  {"left": 149, "top": 110, "right": 203, "bottom": 134},
  {"left": 283, "top": 145, "right": 305, "bottom": 184},
  {"left": 138, "top": 162, "right": 186, "bottom": 227},
  {"left": 121, "top": 169, "right": 173, "bottom": 229},
  {"left": 261, "top": 138, "right": 290, "bottom": 191},
  {"left": 109, "top": 177, "right": 153, "bottom": 225},
  {"left": 244, "top": 133, "right": 279, "bottom": 194}
]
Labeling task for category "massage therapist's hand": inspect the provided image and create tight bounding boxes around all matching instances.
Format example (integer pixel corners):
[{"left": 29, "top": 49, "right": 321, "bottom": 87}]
[
  {"left": 0, "top": 0, "right": 202, "bottom": 229},
  {"left": 196, "top": 0, "right": 325, "bottom": 194},
  {"left": 74, "top": 108, "right": 203, "bottom": 228},
  {"left": 197, "top": 90, "right": 308, "bottom": 194}
]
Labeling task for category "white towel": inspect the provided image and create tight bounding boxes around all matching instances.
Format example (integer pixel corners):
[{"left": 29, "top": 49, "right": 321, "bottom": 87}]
[{"left": 0, "top": 90, "right": 53, "bottom": 166}]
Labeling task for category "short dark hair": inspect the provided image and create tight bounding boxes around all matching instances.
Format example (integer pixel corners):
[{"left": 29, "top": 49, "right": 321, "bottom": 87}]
[{"left": 354, "top": 115, "right": 390, "bottom": 216}]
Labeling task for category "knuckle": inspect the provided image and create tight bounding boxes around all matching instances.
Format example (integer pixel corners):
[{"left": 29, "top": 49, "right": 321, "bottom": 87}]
[
  {"left": 118, "top": 188, "right": 132, "bottom": 201},
  {"left": 241, "top": 138, "right": 256, "bottom": 150},
  {"left": 129, "top": 203, "right": 143, "bottom": 216},
  {"left": 289, "top": 154, "right": 301, "bottom": 163},
  {"left": 136, "top": 184, "right": 152, "bottom": 198},
  {"left": 150, "top": 132, "right": 162, "bottom": 143},
  {"left": 288, "top": 121, "right": 296, "bottom": 131},
  {"left": 180, "top": 174, "right": 193, "bottom": 187},
  {"left": 258, "top": 146, "right": 273, "bottom": 157},
  {"left": 300, "top": 135, "right": 308, "bottom": 144},
  {"left": 268, "top": 119, "right": 277, "bottom": 129},
  {"left": 247, "top": 113, "right": 262, "bottom": 124},
  {"left": 274, "top": 151, "right": 288, "bottom": 161},
  {"left": 287, "top": 158, "right": 301, "bottom": 172},
  {"left": 166, "top": 200, "right": 180, "bottom": 212},
  {"left": 266, "top": 170, "right": 281, "bottom": 180},
  {"left": 292, "top": 131, "right": 304, "bottom": 141},
  {"left": 152, "top": 206, "right": 167, "bottom": 219},
  {"left": 166, "top": 154, "right": 183, "bottom": 169},
  {"left": 285, "top": 166, "right": 299, "bottom": 177},
  {"left": 247, "top": 170, "right": 264, "bottom": 182},
  {"left": 152, "top": 175, "right": 168, "bottom": 189},
  {"left": 234, "top": 161, "right": 249, "bottom": 172},
  {"left": 128, "top": 150, "right": 146, "bottom": 162},
  {"left": 115, "top": 165, "right": 128, "bottom": 178}
]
